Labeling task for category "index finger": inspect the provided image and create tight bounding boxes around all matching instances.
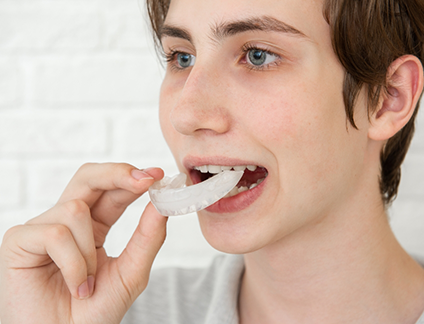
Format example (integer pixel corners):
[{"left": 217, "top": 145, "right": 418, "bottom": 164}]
[{"left": 58, "top": 163, "right": 164, "bottom": 207}]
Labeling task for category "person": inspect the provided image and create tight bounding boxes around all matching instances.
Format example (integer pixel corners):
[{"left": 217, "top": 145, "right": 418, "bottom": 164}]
[{"left": 1, "top": 0, "right": 424, "bottom": 323}]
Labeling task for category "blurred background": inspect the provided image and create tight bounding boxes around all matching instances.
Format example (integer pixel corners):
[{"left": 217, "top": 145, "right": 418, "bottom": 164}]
[{"left": 0, "top": 0, "right": 423, "bottom": 272}]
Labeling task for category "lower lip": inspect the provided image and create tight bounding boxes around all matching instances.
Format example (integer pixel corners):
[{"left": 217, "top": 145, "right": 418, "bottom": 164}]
[{"left": 204, "top": 179, "right": 266, "bottom": 214}]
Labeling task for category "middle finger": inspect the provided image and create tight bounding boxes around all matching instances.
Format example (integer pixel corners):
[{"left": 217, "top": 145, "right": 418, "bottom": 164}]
[{"left": 27, "top": 199, "right": 98, "bottom": 278}]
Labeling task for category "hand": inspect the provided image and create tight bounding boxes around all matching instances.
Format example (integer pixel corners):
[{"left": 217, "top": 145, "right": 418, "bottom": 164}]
[{"left": 0, "top": 163, "right": 167, "bottom": 324}]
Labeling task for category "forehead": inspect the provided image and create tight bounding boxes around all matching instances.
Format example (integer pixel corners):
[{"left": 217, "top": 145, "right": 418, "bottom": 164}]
[{"left": 164, "top": 0, "right": 329, "bottom": 45}]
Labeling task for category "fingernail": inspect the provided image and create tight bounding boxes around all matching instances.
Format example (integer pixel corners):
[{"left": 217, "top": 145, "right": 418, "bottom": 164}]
[
  {"left": 143, "top": 167, "right": 160, "bottom": 177},
  {"left": 87, "top": 276, "right": 95, "bottom": 296},
  {"left": 78, "top": 280, "right": 89, "bottom": 299},
  {"left": 131, "top": 169, "right": 154, "bottom": 181},
  {"left": 143, "top": 167, "right": 156, "bottom": 173}
]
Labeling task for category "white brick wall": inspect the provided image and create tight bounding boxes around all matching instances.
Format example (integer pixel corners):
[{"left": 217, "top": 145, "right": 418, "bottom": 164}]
[
  {"left": 0, "top": 161, "right": 22, "bottom": 208},
  {"left": 0, "top": 57, "right": 20, "bottom": 105},
  {"left": 0, "top": 0, "right": 220, "bottom": 271},
  {"left": 0, "top": 0, "right": 423, "bottom": 280},
  {"left": 0, "top": 112, "right": 108, "bottom": 154},
  {"left": 34, "top": 55, "right": 161, "bottom": 105}
]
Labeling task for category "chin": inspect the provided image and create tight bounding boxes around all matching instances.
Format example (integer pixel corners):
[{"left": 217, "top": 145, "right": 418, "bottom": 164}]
[{"left": 196, "top": 210, "right": 271, "bottom": 255}]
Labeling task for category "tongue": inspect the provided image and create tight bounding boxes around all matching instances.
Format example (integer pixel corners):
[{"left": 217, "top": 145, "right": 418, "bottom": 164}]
[{"left": 237, "top": 168, "right": 267, "bottom": 187}]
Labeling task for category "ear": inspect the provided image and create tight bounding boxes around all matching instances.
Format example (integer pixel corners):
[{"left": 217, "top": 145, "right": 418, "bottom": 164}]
[{"left": 368, "top": 55, "right": 423, "bottom": 141}]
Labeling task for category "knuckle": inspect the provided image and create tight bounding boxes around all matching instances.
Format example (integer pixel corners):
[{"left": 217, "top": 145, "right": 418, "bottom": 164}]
[
  {"left": 115, "top": 162, "right": 136, "bottom": 175},
  {"left": 74, "top": 163, "right": 99, "bottom": 186},
  {"left": 62, "top": 199, "right": 90, "bottom": 220},
  {"left": 78, "top": 162, "right": 96, "bottom": 173},
  {"left": 2, "top": 225, "right": 24, "bottom": 243},
  {"left": 47, "top": 224, "right": 71, "bottom": 242},
  {"left": 113, "top": 163, "right": 134, "bottom": 181},
  {"left": 116, "top": 162, "right": 132, "bottom": 169}
]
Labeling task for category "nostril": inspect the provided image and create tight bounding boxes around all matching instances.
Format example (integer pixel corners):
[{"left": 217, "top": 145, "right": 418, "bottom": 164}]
[{"left": 170, "top": 107, "right": 200, "bottom": 135}]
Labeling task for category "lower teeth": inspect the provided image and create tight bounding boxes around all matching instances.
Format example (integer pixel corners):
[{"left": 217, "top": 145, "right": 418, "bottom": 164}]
[{"left": 223, "top": 178, "right": 264, "bottom": 198}]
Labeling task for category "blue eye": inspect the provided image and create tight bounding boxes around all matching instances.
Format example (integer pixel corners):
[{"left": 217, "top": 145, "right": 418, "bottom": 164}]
[
  {"left": 249, "top": 50, "right": 266, "bottom": 65},
  {"left": 247, "top": 49, "right": 278, "bottom": 67},
  {"left": 177, "top": 53, "right": 196, "bottom": 68}
]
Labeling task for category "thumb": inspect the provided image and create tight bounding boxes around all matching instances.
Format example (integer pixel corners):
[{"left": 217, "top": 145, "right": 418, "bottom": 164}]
[{"left": 116, "top": 202, "right": 168, "bottom": 302}]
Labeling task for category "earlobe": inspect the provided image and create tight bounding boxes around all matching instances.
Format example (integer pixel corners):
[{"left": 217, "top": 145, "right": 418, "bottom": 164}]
[{"left": 368, "top": 55, "right": 423, "bottom": 141}]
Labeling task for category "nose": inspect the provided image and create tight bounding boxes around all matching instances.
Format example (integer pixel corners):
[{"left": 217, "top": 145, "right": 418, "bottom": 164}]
[{"left": 169, "top": 64, "right": 232, "bottom": 136}]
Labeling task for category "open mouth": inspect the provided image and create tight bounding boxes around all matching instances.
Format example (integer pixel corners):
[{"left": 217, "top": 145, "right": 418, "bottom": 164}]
[{"left": 190, "top": 164, "right": 268, "bottom": 198}]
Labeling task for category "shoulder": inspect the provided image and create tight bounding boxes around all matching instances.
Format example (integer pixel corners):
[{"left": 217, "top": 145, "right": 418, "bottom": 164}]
[{"left": 123, "top": 254, "right": 244, "bottom": 324}]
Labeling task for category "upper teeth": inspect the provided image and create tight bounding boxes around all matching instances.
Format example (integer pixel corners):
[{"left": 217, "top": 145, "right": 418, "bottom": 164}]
[{"left": 193, "top": 164, "right": 258, "bottom": 174}]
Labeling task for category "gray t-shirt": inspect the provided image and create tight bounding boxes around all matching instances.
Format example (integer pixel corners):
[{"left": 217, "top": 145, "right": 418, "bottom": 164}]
[{"left": 123, "top": 254, "right": 424, "bottom": 324}]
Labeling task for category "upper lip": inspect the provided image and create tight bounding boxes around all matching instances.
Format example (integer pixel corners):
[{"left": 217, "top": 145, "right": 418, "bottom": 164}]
[{"left": 183, "top": 155, "right": 265, "bottom": 171}]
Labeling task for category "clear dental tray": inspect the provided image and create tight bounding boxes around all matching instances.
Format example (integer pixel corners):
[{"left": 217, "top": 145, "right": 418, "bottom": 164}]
[{"left": 148, "top": 170, "right": 243, "bottom": 216}]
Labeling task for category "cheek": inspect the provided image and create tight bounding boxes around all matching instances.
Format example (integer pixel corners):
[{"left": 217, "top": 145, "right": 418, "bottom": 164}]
[
  {"left": 238, "top": 76, "right": 324, "bottom": 146},
  {"left": 159, "top": 79, "right": 180, "bottom": 153},
  {"left": 159, "top": 78, "right": 179, "bottom": 165},
  {"left": 239, "top": 69, "right": 361, "bottom": 193},
  {"left": 233, "top": 58, "right": 346, "bottom": 147}
]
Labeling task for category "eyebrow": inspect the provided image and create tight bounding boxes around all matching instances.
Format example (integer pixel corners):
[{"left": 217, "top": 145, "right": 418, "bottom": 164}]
[
  {"left": 160, "top": 25, "right": 192, "bottom": 43},
  {"left": 213, "top": 16, "right": 307, "bottom": 40},
  {"left": 160, "top": 15, "right": 307, "bottom": 44}
]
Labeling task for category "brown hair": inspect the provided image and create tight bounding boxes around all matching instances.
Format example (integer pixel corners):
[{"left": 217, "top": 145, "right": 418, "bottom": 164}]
[
  {"left": 145, "top": 0, "right": 424, "bottom": 205},
  {"left": 323, "top": 0, "right": 424, "bottom": 204}
]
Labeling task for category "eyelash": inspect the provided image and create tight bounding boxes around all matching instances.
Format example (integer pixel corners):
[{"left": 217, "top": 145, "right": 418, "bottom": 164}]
[
  {"left": 163, "top": 44, "right": 281, "bottom": 72},
  {"left": 163, "top": 49, "right": 186, "bottom": 71},
  {"left": 240, "top": 43, "right": 281, "bottom": 71}
]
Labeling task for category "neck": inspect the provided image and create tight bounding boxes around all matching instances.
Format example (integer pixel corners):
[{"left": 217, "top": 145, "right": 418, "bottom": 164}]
[{"left": 239, "top": 198, "right": 424, "bottom": 324}]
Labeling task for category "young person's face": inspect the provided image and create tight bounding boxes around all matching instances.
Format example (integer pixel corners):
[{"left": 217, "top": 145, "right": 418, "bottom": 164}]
[{"left": 159, "top": 0, "right": 372, "bottom": 253}]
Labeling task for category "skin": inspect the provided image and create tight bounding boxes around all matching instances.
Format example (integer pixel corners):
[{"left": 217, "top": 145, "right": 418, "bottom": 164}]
[
  {"left": 160, "top": 0, "right": 424, "bottom": 323},
  {"left": 0, "top": 164, "right": 168, "bottom": 323},
  {"left": 160, "top": 0, "right": 366, "bottom": 254},
  {"left": 1, "top": 0, "right": 424, "bottom": 323}
]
